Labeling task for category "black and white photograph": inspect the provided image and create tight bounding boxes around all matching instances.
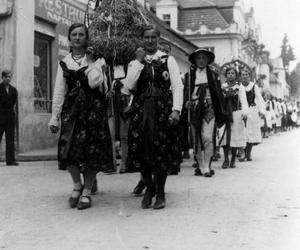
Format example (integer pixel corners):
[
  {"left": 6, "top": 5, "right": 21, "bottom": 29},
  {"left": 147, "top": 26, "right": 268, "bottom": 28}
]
[{"left": 0, "top": 0, "right": 300, "bottom": 249}]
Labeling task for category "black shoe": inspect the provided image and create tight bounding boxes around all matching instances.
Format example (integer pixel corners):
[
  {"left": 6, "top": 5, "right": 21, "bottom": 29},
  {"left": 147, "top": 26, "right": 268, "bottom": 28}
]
[
  {"left": 77, "top": 196, "right": 92, "bottom": 210},
  {"left": 221, "top": 160, "right": 229, "bottom": 169},
  {"left": 69, "top": 188, "right": 83, "bottom": 208},
  {"left": 133, "top": 180, "right": 146, "bottom": 195},
  {"left": 211, "top": 155, "right": 218, "bottom": 161},
  {"left": 239, "top": 157, "right": 246, "bottom": 162},
  {"left": 192, "top": 162, "right": 199, "bottom": 168},
  {"left": 7, "top": 161, "right": 18, "bottom": 166},
  {"left": 91, "top": 179, "right": 98, "bottom": 195},
  {"left": 229, "top": 162, "right": 236, "bottom": 168},
  {"left": 210, "top": 169, "right": 215, "bottom": 176},
  {"left": 69, "top": 196, "right": 80, "bottom": 208},
  {"left": 194, "top": 168, "right": 203, "bottom": 176},
  {"left": 239, "top": 157, "right": 252, "bottom": 162},
  {"left": 153, "top": 196, "right": 166, "bottom": 209},
  {"left": 204, "top": 172, "right": 212, "bottom": 177},
  {"left": 141, "top": 187, "right": 155, "bottom": 209}
]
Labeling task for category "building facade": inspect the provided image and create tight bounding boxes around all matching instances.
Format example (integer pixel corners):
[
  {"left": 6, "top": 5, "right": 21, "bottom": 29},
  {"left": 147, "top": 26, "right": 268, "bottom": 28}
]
[
  {"left": 154, "top": 0, "right": 262, "bottom": 68},
  {"left": 269, "top": 57, "right": 290, "bottom": 99},
  {"left": 0, "top": 0, "right": 196, "bottom": 154},
  {"left": 0, "top": 0, "right": 88, "bottom": 153}
]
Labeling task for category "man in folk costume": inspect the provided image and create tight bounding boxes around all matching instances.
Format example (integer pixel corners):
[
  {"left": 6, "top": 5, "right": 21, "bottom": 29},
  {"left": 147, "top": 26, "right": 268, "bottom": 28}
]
[{"left": 185, "top": 49, "right": 230, "bottom": 177}]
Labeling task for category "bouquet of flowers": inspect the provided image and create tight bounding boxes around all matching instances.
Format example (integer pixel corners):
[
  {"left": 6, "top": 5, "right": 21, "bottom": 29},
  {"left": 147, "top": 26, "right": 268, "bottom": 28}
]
[{"left": 89, "top": 0, "right": 150, "bottom": 66}]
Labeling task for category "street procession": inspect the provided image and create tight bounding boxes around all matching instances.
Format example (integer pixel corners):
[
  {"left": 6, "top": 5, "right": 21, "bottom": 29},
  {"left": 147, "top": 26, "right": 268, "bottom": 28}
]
[
  {"left": 1, "top": 0, "right": 300, "bottom": 249},
  {"left": 46, "top": 0, "right": 300, "bottom": 211}
]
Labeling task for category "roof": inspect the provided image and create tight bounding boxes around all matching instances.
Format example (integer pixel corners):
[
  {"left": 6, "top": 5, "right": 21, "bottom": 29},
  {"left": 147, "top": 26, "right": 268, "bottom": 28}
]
[
  {"left": 178, "top": 7, "right": 229, "bottom": 31},
  {"left": 177, "top": 0, "right": 236, "bottom": 9},
  {"left": 147, "top": 11, "right": 198, "bottom": 54},
  {"left": 209, "top": 0, "right": 236, "bottom": 7},
  {"left": 218, "top": 8, "right": 234, "bottom": 23},
  {"left": 178, "top": 0, "right": 216, "bottom": 9}
]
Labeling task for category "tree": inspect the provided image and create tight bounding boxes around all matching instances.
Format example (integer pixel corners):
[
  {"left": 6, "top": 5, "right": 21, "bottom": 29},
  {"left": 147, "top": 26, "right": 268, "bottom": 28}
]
[
  {"left": 289, "top": 62, "right": 300, "bottom": 97},
  {"left": 281, "top": 33, "right": 296, "bottom": 72}
]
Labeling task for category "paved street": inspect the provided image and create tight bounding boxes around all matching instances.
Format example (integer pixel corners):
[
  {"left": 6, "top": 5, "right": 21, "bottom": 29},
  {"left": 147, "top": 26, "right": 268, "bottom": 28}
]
[{"left": 0, "top": 130, "right": 300, "bottom": 250}]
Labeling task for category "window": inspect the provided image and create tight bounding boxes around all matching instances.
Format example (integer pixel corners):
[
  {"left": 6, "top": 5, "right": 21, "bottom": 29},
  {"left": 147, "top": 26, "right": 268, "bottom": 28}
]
[
  {"left": 163, "top": 14, "right": 171, "bottom": 26},
  {"left": 34, "top": 32, "right": 52, "bottom": 113}
]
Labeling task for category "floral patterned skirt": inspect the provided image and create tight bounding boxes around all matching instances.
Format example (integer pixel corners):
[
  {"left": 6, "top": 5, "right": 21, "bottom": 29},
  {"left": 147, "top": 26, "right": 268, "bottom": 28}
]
[
  {"left": 126, "top": 91, "right": 180, "bottom": 175},
  {"left": 58, "top": 90, "right": 115, "bottom": 173}
]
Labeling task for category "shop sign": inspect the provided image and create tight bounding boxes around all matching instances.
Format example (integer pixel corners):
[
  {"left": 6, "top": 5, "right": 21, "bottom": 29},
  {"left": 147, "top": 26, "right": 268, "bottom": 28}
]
[{"left": 35, "top": 0, "right": 86, "bottom": 27}]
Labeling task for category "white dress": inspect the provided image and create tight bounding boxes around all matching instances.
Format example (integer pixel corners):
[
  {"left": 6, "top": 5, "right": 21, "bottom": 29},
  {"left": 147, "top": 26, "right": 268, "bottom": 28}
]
[
  {"left": 221, "top": 82, "right": 248, "bottom": 148},
  {"left": 244, "top": 82, "right": 265, "bottom": 144},
  {"left": 265, "top": 100, "right": 273, "bottom": 129},
  {"left": 275, "top": 101, "right": 282, "bottom": 127}
]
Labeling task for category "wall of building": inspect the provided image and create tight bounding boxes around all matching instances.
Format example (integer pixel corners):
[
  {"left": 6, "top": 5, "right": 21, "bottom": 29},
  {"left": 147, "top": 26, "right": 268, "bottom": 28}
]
[
  {"left": 270, "top": 83, "right": 283, "bottom": 99},
  {"left": 1, "top": 0, "right": 192, "bottom": 154},
  {"left": 1, "top": 0, "right": 88, "bottom": 153},
  {"left": 0, "top": 0, "right": 15, "bottom": 77},
  {"left": 156, "top": 0, "right": 178, "bottom": 30},
  {"left": 272, "top": 57, "right": 289, "bottom": 98},
  {"left": 233, "top": 1, "right": 246, "bottom": 35},
  {"left": 258, "top": 64, "right": 270, "bottom": 91}
]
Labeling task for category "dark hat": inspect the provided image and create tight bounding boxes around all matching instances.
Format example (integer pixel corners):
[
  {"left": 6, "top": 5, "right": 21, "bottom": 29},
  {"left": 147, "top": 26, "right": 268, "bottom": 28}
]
[{"left": 188, "top": 48, "right": 215, "bottom": 65}]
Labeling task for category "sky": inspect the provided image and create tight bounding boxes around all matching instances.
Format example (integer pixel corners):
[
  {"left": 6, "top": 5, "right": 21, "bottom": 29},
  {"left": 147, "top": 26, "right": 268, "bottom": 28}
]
[{"left": 248, "top": 0, "right": 300, "bottom": 69}]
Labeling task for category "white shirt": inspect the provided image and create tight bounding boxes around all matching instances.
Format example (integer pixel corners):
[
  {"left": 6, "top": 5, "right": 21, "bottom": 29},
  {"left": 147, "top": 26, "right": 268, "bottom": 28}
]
[
  {"left": 191, "top": 68, "right": 208, "bottom": 100},
  {"left": 121, "top": 50, "right": 183, "bottom": 112},
  {"left": 281, "top": 102, "right": 287, "bottom": 115},
  {"left": 49, "top": 53, "right": 107, "bottom": 127},
  {"left": 244, "top": 81, "right": 266, "bottom": 114}
]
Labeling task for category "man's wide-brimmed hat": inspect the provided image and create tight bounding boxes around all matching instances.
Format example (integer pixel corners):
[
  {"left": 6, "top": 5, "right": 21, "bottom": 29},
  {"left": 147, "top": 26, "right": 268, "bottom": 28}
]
[{"left": 188, "top": 48, "right": 215, "bottom": 65}]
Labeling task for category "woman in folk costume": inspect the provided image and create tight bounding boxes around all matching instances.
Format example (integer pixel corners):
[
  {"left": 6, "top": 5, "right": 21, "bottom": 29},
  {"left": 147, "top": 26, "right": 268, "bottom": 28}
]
[
  {"left": 49, "top": 23, "right": 114, "bottom": 210},
  {"left": 184, "top": 49, "right": 230, "bottom": 177},
  {"left": 264, "top": 95, "right": 273, "bottom": 136},
  {"left": 260, "top": 92, "right": 268, "bottom": 138},
  {"left": 271, "top": 96, "right": 278, "bottom": 133},
  {"left": 275, "top": 98, "right": 283, "bottom": 132},
  {"left": 220, "top": 64, "right": 248, "bottom": 169},
  {"left": 125, "top": 25, "right": 183, "bottom": 209},
  {"left": 239, "top": 68, "right": 265, "bottom": 161}
]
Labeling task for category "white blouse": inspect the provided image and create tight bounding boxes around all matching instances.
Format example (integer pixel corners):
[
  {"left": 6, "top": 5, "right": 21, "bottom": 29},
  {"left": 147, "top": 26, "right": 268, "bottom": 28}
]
[
  {"left": 49, "top": 53, "right": 107, "bottom": 127},
  {"left": 191, "top": 68, "right": 208, "bottom": 100},
  {"left": 244, "top": 81, "right": 266, "bottom": 114},
  {"left": 121, "top": 50, "right": 183, "bottom": 112}
]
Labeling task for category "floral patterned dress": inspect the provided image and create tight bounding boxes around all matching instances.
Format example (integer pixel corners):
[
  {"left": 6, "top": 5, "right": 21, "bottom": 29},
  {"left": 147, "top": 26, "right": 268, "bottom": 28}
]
[
  {"left": 57, "top": 61, "right": 115, "bottom": 173},
  {"left": 126, "top": 56, "right": 180, "bottom": 174}
]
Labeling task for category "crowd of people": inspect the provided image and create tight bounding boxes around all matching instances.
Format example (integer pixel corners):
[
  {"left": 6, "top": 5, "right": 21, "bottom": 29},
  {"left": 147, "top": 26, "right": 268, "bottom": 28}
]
[{"left": 47, "top": 22, "right": 300, "bottom": 211}]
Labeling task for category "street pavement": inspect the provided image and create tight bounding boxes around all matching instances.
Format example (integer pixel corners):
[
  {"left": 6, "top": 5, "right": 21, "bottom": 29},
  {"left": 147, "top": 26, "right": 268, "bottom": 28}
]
[{"left": 0, "top": 129, "right": 300, "bottom": 250}]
